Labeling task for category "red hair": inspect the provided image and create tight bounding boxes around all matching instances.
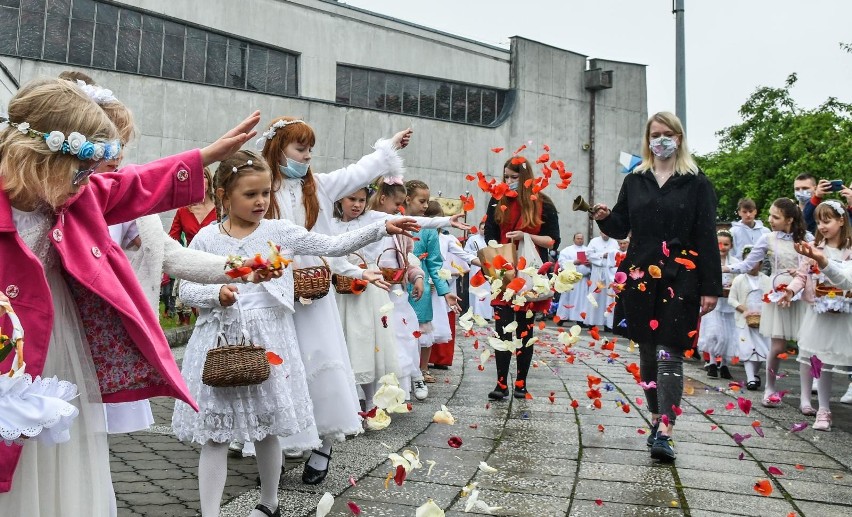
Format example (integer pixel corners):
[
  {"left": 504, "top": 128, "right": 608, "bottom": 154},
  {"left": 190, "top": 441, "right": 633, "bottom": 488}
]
[{"left": 261, "top": 116, "right": 318, "bottom": 228}]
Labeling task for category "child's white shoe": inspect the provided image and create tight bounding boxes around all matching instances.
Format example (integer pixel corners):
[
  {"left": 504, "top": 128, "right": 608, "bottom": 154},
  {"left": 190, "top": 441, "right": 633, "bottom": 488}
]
[
  {"left": 812, "top": 408, "right": 832, "bottom": 432},
  {"left": 840, "top": 382, "right": 852, "bottom": 404}
]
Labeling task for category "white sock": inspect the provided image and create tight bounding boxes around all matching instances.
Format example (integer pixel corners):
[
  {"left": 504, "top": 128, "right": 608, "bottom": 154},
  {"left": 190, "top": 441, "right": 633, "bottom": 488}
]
[
  {"left": 399, "top": 375, "right": 412, "bottom": 401},
  {"left": 198, "top": 440, "right": 229, "bottom": 516},
  {"left": 744, "top": 361, "right": 759, "bottom": 382},
  {"left": 250, "top": 435, "right": 281, "bottom": 516},
  {"left": 307, "top": 437, "right": 333, "bottom": 471},
  {"left": 817, "top": 369, "right": 833, "bottom": 411},
  {"left": 361, "top": 382, "right": 377, "bottom": 406},
  {"left": 799, "top": 362, "right": 814, "bottom": 408}
]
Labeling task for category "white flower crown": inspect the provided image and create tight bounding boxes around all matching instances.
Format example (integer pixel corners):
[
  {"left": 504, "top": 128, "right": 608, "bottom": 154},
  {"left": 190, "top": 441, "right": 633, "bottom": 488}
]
[
  {"left": 822, "top": 200, "right": 846, "bottom": 217},
  {"left": 74, "top": 80, "right": 118, "bottom": 105},
  {"left": 254, "top": 119, "right": 305, "bottom": 150},
  {"left": 0, "top": 116, "right": 121, "bottom": 161}
]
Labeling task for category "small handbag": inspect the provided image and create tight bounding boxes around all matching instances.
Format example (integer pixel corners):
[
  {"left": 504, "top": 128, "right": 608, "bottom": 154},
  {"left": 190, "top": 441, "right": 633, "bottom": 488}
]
[{"left": 202, "top": 294, "right": 270, "bottom": 388}]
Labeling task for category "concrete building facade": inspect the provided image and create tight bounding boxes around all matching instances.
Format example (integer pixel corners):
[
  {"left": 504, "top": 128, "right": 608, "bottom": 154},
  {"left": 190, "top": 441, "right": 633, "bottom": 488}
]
[{"left": 0, "top": 0, "right": 647, "bottom": 242}]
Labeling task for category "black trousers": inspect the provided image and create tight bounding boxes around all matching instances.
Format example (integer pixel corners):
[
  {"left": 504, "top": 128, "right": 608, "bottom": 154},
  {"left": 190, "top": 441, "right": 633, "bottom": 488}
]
[{"left": 493, "top": 305, "right": 535, "bottom": 388}]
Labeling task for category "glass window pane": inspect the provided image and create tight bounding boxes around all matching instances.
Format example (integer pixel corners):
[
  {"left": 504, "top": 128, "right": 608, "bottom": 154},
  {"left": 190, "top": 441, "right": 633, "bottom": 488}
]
[
  {"left": 45, "top": 0, "right": 68, "bottom": 15},
  {"left": 349, "top": 67, "right": 367, "bottom": 107},
  {"left": 367, "top": 71, "right": 386, "bottom": 110},
  {"left": 204, "top": 33, "right": 226, "bottom": 85},
  {"left": 286, "top": 55, "right": 297, "bottom": 95},
  {"left": 481, "top": 89, "right": 496, "bottom": 125},
  {"left": 71, "top": 0, "right": 94, "bottom": 20},
  {"left": 92, "top": 23, "right": 115, "bottom": 67},
  {"left": 163, "top": 19, "right": 183, "bottom": 36},
  {"left": 161, "top": 33, "right": 184, "bottom": 79},
  {"left": 142, "top": 13, "right": 162, "bottom": 33},
  {"left": 495, "top": 91, "right": 506, "bottom": 119},
  {"left": 385, "top": 74, "right": 401, "bottom": 113},
  {"left": 226, "top": 38, "right": 246, "bottom": 88},
  {"left": 402, "top": 76, "right": 418, "bottom": 115},
  {"left": 266, "top": 50, "right": 289, "bottom": 95},
  {"left": 20, "top": 0, "right": 42, "bottom": 10},
  {"left": 95, "top": 2, "right": 117, "bottom": 25},
  {"left": 419, "top": 80, "right": 437, "bottom": 118},
  {"left": 246, "top": 45, "right": 267, "bottom": 92},
  {"left": 435, "top": 83, "right": 450, "bottom": 120},
  {"left": 42, "top": 12, "right": 69, "bottom": 61},
  {"left": 139, "top": 28, "right": 163, "bottom": 76},
  {"left": 451, "top": 85, "right": 466, "bottom": 122},
  {"left": 0, "top": 7, "right": 19, "bottom": 54},
  {"left": 183, "top": 28, "right": 205, "bottom": 82},
  {"left": 335, "top": 66, "right": 351, "bottom": 104},
  {"left": 466, "top": 87, "right": 481, "bottom": 125},
  {"left": 0, "top": 1, "right": 21, "bottom": 8},
  {"left": 116, "top": 14, "right": 140, "bottom": 72},
  {"left": 18, "top": 8, "right": 44, "bottom": 58},
  {"left": 67, "top": 17, "right": 93, "bottom": 65}
]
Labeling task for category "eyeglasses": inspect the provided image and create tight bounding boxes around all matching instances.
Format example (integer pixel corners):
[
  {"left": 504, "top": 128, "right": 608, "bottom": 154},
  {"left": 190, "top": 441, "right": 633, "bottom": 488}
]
[{"left": 72, "top": 160, "right": 102, "bottom": 186}]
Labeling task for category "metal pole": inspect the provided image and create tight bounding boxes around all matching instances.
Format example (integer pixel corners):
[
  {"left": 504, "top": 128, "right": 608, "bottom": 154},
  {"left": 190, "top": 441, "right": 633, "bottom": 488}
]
[
  {"left": 674, "top": 0, "right": 686, "bottom": 130},
  {"left": 587, "top": 89, "right": 596, "bottom": 241}
]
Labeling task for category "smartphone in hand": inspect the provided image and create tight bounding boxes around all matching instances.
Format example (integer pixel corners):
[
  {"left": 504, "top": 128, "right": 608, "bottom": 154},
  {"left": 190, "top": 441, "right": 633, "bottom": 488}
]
[{"left": 830, "top": 179, "right": 844, "bottom": 192}]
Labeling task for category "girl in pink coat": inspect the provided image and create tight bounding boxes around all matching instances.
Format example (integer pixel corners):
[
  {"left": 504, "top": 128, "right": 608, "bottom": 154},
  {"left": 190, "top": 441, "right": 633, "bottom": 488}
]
[{"left": 0, "top": 77, "right": 258, "bottom": 516}]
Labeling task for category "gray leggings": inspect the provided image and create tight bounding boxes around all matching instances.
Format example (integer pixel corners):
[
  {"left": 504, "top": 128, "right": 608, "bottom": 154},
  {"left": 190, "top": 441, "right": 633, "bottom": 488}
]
[{"left": 639, "top": 343, "right": 684, "bottom": 424}]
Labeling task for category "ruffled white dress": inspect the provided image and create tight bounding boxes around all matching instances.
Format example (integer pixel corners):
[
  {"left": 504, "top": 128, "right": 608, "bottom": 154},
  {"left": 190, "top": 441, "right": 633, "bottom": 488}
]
[
  {"left": 0, "top": 369, "right": 78, "bottom": 446},
  {"left": 555, "top": 244, "right": 591, "bottom": 323},
  {"left": 698, "top": 256, "right": 739, "bottom": 360},
  {"left": 733, "top": 275, "right": 771, "bottom": 362},
  {"left": 797, "top": 247, "right": 852, "bottom": 370},
  {"left": 172, "top": 218, "right": 390, "bottom": 445},
  {"left": 0, "top": 209, "right": 114, "bottom": 516}
]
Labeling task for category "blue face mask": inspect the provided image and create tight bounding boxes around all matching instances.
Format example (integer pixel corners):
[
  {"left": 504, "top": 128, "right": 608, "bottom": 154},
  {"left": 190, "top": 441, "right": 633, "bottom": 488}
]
[
  {"left": 280, "top": 157, "right": 310, "bottom": 179},
  {"left": 508, "top": 181, "right": 519, "bottom": 191}
]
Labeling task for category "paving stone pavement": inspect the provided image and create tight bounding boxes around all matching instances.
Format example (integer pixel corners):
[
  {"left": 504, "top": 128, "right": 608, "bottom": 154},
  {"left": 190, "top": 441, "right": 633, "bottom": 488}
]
[{"left": 111, "top": 322, "right": 852, "bottom": 516}]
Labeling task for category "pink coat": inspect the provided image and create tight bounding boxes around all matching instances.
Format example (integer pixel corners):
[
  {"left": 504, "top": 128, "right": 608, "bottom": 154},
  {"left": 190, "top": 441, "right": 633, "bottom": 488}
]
[{"left": 0, "top": 150, "right": 204, "bottom": 492}]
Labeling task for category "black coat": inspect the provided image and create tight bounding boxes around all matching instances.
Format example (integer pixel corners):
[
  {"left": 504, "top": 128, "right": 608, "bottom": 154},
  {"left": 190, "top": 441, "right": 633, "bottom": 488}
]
[{"left": 597, "top": 170, "right": 722, "bottom": 350}]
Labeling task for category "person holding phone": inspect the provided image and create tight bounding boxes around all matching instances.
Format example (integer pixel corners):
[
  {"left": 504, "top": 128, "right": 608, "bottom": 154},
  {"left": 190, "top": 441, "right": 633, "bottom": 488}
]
[{"left": 803, "top": 177, "right": 852, "bottom": 234}]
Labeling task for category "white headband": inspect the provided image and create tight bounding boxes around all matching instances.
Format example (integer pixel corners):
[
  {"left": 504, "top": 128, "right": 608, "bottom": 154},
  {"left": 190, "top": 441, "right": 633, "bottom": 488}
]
[
  {"left": 822, "top": 200, "right": 846, "bottom": 217},
  {"left": 255, "top": 119, "right": 306, "bottom": 150}
]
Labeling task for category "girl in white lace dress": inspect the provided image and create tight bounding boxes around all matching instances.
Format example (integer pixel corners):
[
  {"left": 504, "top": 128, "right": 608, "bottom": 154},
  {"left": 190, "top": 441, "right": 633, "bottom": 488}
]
[
  {"left": 697, "top": 230, "right": 739, "bottom": 378},
  {"left": 171, "top": 151, "right": 416, "bottom": 516},
  {"left": 259, "top": 117, "right": 412, "bottom": 482},
  {"left": 726, "top": 198, "right": 812, "bottom": 408}
]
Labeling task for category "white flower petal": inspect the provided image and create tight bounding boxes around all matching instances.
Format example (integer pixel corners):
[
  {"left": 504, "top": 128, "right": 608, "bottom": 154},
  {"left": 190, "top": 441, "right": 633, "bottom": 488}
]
[
  {"left": 478, "top": 461, "right": 498, "bottom": 473},
  {"left": 315, "top": 492, "right": 334, "bottom": 517},
  {"left": 416, "top": 499, "right": 445, "bottom": 517},
  {"left": 379, "top": 302, "right": 395, "bottom": 314}
]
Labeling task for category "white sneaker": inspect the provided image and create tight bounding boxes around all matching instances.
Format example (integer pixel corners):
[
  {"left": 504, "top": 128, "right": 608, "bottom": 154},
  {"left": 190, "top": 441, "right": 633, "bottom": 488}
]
[
  {"left": 413, "top": 379, "right": 429, "bottom": 401},
  {"left": 840, "top": 382, "right": 852, "bottom": 404}
]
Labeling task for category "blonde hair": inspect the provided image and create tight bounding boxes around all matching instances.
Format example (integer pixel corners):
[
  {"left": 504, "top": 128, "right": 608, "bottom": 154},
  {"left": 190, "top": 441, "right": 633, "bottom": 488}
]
[
  {"left": 100, "top": 101, "right": 136, "bottom": 146},
  {"left": 0, "top": 78, "right": 118, "bottom": 208},
  {"left": 214, "top": 150, "right": 271, "bottom": 221},
  {"left": 635, "top": 111, "right": 699, "bottom": 175}
]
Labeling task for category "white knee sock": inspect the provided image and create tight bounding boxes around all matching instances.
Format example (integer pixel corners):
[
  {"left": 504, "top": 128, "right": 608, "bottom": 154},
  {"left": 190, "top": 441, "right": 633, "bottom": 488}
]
[
  {"left": 818, "top": 370, "right": 833, "bottom": 411},
  {"left": 399, "top": 375, "right": 412, "bottom": 401},
  {"left": 199, "top": 440, "right": 229, "bottom": 516},
  {"left": 307, "top": 436, "right": 333, "bottom": 470},
  {"left": 361, "top": 382, "right": 377, "bottom": 407},
  {"left": 744, "top": 360, "right": 759, "bottom": 382},
  {"left": 250, "top": 435, "right": 281, "bottom": 516},
  {"left": 799, "top": 362, "right": 814, "bottom": 408}
]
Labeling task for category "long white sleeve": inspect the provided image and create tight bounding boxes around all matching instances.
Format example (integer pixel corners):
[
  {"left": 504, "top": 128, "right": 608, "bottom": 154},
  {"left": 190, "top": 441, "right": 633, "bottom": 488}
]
[
  {"left": 178, "top": 229, "right": 229, "bottom": 309},
  {"left": 820, "top": 260, "right": 852, "bottom": 290},
  {"left": 268, "top": 218, "right": 389, "bottom": 258},
  {"left": 729, "top": 233, "right": 771, "bottom": 274},
  {"left": 317, "top": 139, "right": 404, "bottom": 204},
  {"left": 161, "top": 229, "right": 230, "bottom": 283}
]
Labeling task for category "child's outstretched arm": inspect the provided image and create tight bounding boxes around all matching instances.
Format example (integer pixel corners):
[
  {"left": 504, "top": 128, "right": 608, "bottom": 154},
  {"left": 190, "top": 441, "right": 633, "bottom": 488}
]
[{"left": 270, "top": 218, "right": 419, "bottom": 258}]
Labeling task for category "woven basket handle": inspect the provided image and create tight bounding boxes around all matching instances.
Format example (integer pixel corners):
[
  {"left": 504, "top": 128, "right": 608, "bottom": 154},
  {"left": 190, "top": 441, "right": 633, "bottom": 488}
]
[
  {"left": 349, "top": 252, "right": 367, "bottom": 268},
  {"left": 216, "top": 293, "right": 251, "bottom": 346},
  {"left": 376, "top": 247, "right": 407, "bottom": 268}
]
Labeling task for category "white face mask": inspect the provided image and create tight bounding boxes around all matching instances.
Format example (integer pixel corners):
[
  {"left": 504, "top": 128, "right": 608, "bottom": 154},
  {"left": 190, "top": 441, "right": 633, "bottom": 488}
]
[
  {"left": 649, "top": 136, "right": 678, "bottom": 159},
  {"left": 794, "top": 190, "right": 812, "bottom": 203}
]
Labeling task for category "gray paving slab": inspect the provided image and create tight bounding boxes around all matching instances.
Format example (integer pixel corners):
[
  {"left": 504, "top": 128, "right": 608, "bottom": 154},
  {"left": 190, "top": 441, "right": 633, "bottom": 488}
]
[{"left": 105, "top": 325, "right": 852, "bottom": 516}]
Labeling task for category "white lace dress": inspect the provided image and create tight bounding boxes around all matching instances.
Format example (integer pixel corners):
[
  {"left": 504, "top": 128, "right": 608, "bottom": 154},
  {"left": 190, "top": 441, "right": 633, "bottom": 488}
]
[
  {"left": 171, "top": 218, "right": 389, "bottom": 445},
  {"left": 697, "top": 255, "right": 739, "bottom": 360},
  {"left": 0, "top": 209, "right": 114, "bottom": 516}
]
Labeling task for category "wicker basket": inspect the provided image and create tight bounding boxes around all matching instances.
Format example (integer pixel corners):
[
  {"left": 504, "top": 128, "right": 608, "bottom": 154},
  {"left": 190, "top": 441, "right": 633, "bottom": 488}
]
[
  {"left": 202, "top": 333, "right": 270, "bottom": 388},
  {"left": 333, "top": 253, "right": 368, "bottom": 295},
  {"left": 745, "top": 314, "right": 761, "bottom": 328},
  {"left": 814, "top": 283, "right": 847, "bottom": 298},
  {"left": 377, "top": 247, "right": 408, "bottom": 285},
  {"left": 293, "top": 256, "right": 332, "bottom": 301}
]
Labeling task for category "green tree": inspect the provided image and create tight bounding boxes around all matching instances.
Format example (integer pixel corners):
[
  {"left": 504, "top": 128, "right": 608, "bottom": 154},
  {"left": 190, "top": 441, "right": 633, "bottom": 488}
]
[{"left": 697, "top": 73, "right": 852, "bottom": 222}]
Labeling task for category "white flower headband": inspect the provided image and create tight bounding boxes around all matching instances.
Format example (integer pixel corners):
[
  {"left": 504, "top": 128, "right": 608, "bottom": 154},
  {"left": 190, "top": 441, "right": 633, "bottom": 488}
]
[
  {"left": 255, "top": 119, "right": 305, "bottom": 150},
  {"left": 0, "top": 116, "right": 121, "bottom": 161},
  {"left": 822, "top": 199, "right": 846, "bottom": 217},
  {"left": 74, "top": 80, "right": 118, "bottom": 105}
]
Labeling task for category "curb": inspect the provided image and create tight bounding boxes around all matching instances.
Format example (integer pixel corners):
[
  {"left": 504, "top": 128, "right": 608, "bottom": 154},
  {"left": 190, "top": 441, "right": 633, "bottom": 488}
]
[{"left": 163, "top": 325, "right": 194, "bottom": 348}]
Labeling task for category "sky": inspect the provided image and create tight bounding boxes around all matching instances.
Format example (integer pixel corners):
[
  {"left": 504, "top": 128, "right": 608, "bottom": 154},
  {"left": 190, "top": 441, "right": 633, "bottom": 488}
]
[{"left": 341, "top": 0, "right": 852, "bottom": 155}]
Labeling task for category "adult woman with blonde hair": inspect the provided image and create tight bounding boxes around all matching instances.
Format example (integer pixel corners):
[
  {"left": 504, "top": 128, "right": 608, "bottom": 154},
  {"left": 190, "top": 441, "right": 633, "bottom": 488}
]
[
  {"left": 484, "top": 156, "right": 560, "bottom": 401},
  {"left": 592, "top": 111, "right": 721, "bottom": 462}
]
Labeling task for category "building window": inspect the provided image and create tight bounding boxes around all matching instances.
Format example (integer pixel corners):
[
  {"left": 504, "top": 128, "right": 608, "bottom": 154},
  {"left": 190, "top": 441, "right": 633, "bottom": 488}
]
[
  {"left": 336, "top": 65, "right": 506, "bottom": 126},
  {"left": 0, "top": 0, "right": 299, "bottom": 96}
]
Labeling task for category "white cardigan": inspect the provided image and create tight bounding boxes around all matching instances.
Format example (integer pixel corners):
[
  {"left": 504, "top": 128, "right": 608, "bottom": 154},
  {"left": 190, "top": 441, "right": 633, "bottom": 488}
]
[
  {"left": 120, "top": 215, "right": 230, "bottom": 312},
  {"left": 727, "top": 272, "right": 771, "bottom": 329}
]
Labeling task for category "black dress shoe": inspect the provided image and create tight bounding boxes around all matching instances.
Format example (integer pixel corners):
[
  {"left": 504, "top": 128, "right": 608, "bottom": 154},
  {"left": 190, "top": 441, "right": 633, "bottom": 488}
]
[
  {"left": 707, "top": 363, "right": 719, "bottom": 378},
  {"left": 719, "top": 365, "right": 733, "bottom": 379},
  {"left": 302, "top": 448, "right": 332, "bottom": 485},
  {"left": 513, "top": 386, "right": 529, "bottom": 399},
  {"left": 488, "top": 385, "right": 509, "bottom": 400},
  {"left": 253, "top": 503, "right": 280, "bottom": 517}
]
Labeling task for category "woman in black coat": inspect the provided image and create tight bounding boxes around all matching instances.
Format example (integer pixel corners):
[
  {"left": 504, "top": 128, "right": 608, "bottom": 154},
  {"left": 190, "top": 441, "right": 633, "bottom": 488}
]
[{"left": 592, "top": 112, "right": 721, "bottom": 463}]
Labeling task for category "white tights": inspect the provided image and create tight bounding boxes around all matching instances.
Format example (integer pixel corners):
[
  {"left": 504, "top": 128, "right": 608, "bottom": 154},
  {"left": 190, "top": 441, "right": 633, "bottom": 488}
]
[{"left": 199, "top": 435, "right": 281, "bottom": 517}]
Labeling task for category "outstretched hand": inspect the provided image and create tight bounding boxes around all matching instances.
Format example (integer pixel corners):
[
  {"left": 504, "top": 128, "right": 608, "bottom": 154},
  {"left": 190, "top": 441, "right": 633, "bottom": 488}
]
[
  {"left": 385, "top": 217, "right": 420, "bottom": 238},
  {"left": 449, "top": 213, "right": 471, "bottom": 231},
  {"left": 200, "top": 111, "right": 261, "bottom": 165},
  {"left": 391, "top": 128, "right": 413, "bottom": 149},
  {"left": 794, "top": 241, "right": 828, "bottom": 269},
  {"left": 363, "top": 270, "right": 391, "bottom": 291}
]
